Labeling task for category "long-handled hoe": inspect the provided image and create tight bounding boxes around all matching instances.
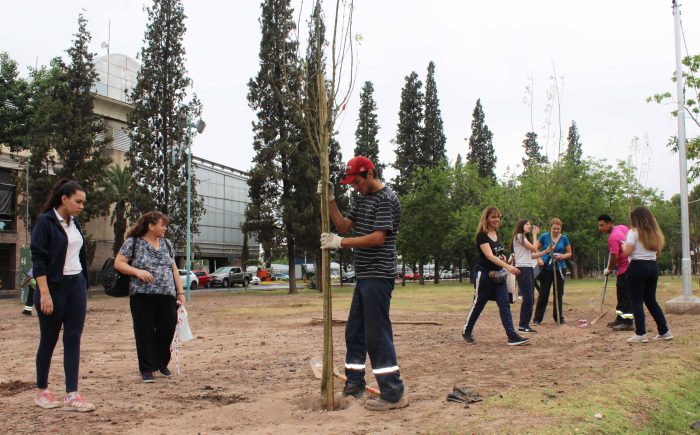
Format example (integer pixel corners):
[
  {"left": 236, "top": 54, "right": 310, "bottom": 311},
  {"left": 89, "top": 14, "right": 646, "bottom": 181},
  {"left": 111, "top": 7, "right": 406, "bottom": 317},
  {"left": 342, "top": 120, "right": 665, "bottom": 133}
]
[{"left": 591, "top": 274, "right": 609, "bottom": 325}]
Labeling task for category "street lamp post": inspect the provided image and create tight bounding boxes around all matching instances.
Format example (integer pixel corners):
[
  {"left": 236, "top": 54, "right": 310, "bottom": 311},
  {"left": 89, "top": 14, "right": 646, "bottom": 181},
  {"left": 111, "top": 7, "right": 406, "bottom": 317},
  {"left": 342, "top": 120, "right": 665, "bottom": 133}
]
[{"left": 181, "top": 115, "right": 206, "bottom": 301}]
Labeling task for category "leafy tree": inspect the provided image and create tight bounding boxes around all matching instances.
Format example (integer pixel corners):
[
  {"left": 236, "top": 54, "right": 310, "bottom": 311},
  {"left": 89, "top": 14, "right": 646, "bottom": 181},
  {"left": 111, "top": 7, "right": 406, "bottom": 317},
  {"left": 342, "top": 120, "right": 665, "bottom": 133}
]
[
  {"left": 392, "top": 71, "right": 424, "bottom": 196},
  {"left": 354, "top": 80, "right": 384, "bottom": 179},
  {"left": 127, "top": 0, "right": 204, "bottom": 250},
  {"left": 522, "top": 131, "right": 547, "bottom": 170},
  {"left": 648, "top": 54, "right": 700, "bottom": 180},
  {"left": 103, "top": 165, "right": 133, "bottom": 255},
  {"left": 0, "top": 52, "right": 30, "bottom": 151},
  {"left": 564, "top": 120, "right": 583, "bottom": 166},
  {"left": 467, "top": 99, "right": 496, "bottom": 181},
  {"left": 421, "top": 61, "right": 447, "bottom": 168}
]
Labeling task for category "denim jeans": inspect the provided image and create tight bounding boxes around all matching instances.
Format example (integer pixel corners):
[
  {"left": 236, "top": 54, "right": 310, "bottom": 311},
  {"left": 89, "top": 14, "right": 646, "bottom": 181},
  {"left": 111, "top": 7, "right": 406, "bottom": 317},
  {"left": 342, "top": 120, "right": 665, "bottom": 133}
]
[
  {"left": 516, "top": 267, "right": 535, "bottom": 328},
  {"left": 627, "top": 260, "right": 669, "bottom": 336},
  {"left": 344, "top": 278, "right": 404, "bottom": 402}
]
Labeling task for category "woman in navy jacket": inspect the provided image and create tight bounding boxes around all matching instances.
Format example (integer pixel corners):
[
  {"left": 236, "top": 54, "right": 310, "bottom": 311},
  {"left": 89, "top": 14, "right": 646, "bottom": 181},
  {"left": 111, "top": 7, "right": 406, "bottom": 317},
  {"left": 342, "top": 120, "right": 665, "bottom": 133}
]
[{"left": 30, "top": 179, "right": 95, "bottom": 412}]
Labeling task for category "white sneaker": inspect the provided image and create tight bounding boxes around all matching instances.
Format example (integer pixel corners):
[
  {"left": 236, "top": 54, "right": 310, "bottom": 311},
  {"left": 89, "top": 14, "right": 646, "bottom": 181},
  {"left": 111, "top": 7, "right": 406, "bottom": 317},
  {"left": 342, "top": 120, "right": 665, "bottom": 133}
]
[
  {"left": 652, "top": 331, "right": 673, "bottom": 341},
  {"left": 626, "top": 334, "right": 648, "bottom": 343}
]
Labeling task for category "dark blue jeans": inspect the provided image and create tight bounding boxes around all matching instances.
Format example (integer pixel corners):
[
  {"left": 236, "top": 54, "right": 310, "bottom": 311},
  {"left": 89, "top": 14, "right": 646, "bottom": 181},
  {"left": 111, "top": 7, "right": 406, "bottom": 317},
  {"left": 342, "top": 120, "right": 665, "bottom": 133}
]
[
  {"left": 35, "top": 274, "right": 87, "bottom": 392},
  {"left": 627, "top": 260, "right": 669, "bottom": 336},
  {"left": 516, "top": 267, "right": 535, "bottom": 328},
  {"left": 344, "top": 278, "right": 404, "bottom": 402},
  {"left": 463, "top": 268, "right": 517, "bottom": 339},
  {"left": 534, "top": 268, "right": 565, "bottom": 323}
]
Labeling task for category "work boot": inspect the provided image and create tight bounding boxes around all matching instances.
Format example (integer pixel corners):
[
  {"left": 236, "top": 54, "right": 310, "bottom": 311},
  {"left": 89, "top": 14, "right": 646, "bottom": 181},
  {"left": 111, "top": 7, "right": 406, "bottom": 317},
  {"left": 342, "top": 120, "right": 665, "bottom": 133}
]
[
  {"left": 342, "top": 383, "right": 365, "bottom": 399},
  {"left": 607, "top": 318, "right": 621, "bottom": 328},
  {"left": 612, "top": 322, "right": 634, "bottom": 332},
  {"left": 364, "top": 395, "right": 409, "bottom": 411}
]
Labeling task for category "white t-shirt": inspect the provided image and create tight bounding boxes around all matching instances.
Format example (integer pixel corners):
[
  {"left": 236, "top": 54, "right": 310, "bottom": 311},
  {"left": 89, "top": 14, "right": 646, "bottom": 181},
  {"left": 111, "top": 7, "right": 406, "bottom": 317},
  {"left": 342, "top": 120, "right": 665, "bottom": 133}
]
[
  {"left": 54, "top": 209, "right": 83, "bottom": 275},
  {"left": 513, "top": 234, "right": 536, "bottom": 267},
  {"left": 625, "top": 229, "right": 657, "bottom": 261}
]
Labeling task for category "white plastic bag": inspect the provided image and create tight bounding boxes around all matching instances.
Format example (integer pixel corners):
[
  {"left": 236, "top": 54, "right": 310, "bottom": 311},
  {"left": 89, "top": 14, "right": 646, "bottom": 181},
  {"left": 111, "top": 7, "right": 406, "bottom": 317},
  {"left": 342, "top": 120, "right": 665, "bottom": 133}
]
[
  {"left": 177, "top": 305, "right": 193, "bottom": 343},
  {"left": 506, "top": 273, "right": 517, "bottom": 304}
]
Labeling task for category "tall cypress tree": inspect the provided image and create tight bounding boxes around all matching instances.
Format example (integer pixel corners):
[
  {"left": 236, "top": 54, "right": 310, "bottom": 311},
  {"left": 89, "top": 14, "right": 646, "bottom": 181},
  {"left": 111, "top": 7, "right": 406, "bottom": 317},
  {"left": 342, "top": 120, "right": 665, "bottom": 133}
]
[
  {"left": 21, "top": 15, "right": 112, "bottom": 225},
  {"left": 421, "top": 61, "right": 447, "bottom": 168},
  {"left": 392, "top": 71, "right": 424, "bottom": 196},
  {"left": 522, "top": 131, "right": 547, "bottom": 170},
  {"left": 127, "top": 0, "right": 204, "bottom": 249},
  {"left": 354, "top": 80, "right": 384, "bottom": 179},
  {"left": 467, "top": 98, "right": 496, "bottom": 181},
  {"left": 247, "top": 0, "right": 300, "bottom": 278},
  {"left": 565, "top": 120, "right": 583, "bottom": 165}
]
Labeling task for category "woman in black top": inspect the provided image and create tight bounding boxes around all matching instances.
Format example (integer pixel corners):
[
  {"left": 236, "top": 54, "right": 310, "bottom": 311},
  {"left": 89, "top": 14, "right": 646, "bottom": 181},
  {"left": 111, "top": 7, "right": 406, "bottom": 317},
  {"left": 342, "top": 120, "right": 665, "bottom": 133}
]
[{"left": 461, "top": 206, "right": 530, "bottom": 346}]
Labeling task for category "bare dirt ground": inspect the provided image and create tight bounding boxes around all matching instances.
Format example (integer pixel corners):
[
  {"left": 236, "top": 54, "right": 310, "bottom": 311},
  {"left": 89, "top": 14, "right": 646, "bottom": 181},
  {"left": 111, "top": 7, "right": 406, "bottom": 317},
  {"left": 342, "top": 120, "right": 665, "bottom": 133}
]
[{"left": 0, "top": 279, "right": 697, "bottom": 434}]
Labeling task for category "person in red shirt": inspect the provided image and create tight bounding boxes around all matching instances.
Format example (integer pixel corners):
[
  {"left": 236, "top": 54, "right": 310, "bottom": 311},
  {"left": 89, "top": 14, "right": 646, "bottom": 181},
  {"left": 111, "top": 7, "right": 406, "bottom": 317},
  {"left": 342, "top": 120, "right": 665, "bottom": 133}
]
[{"left": 597, "top": 214, "right": 633, "bottom": 330}]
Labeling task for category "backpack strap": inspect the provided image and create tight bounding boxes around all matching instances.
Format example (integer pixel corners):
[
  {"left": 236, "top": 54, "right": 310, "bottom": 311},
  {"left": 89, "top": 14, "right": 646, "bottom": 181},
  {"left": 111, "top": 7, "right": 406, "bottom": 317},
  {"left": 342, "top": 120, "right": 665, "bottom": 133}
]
[{"left": 164, "top": 238, "right": 173, "bottom": 258}]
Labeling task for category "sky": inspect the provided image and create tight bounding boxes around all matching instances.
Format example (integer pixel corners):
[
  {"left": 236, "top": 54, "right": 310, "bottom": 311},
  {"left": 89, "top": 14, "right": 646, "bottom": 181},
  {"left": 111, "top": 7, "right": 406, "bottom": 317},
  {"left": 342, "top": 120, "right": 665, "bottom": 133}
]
[{"left": 2, "top": 0, "right": 699, "bottom": 199}]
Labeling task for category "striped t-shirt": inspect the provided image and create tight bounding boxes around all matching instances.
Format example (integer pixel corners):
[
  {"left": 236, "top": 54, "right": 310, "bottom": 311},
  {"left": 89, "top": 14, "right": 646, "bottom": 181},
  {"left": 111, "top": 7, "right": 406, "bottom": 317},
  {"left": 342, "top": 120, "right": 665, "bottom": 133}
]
[{"left": 348, "top": 186, "right": 401, "bottom": 279}]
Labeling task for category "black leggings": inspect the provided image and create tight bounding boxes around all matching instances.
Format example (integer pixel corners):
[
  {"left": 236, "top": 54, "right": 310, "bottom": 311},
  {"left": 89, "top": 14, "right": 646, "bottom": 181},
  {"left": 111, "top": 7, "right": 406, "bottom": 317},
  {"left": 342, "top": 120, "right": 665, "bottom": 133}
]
[
  {"left": 627, "top": 260, "right": 669, "bottom": 336},
  {"left": 35, "top": 274, "right": 87, "bottom": 392},
  {"left": 534, "top": 268, "right": 565, "bottom": 323}
]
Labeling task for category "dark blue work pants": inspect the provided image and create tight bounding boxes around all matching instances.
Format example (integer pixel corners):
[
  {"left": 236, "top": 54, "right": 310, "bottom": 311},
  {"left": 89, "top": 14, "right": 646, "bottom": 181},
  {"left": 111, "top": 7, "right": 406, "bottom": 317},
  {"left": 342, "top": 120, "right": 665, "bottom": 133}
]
[
  {"left": 344, "top": 278, "right": 404, "bottom": 403},
  {"left": 35, "top": 274, "right": 87, "bottom": 392}
]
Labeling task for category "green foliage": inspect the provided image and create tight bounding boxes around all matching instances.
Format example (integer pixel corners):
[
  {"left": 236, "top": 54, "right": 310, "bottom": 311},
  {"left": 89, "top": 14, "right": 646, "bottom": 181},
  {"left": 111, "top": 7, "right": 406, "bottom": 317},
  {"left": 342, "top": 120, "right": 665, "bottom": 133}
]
[
  {"left": 127, "top": 0, "right": 204, "bottom": 250},
  {"left": 564, "top": 120, "right": 583, "bottom": 166},
  {"left": 392, "top": 71, "right": 424, "bottom": 197},
  {"left": 648, "top": 54, "right": 700, "bottom": 180},
  {"left": 0, "top": 52, "right": 30, "bottom": 152},
  {"left": 421, "top": 61, "right": 447, "bottom": 169},
  {"left": 18, "top": 15, "right": 112, "bottom": 227},
  {"left": 103, "top": 165, "right": 133, "bottom": 254},
  {"left": 467, "top": 99, "right": 496, "bottom": 182},
  {"left": 354, "top": 81, "right": 384, "bottom": 179}
]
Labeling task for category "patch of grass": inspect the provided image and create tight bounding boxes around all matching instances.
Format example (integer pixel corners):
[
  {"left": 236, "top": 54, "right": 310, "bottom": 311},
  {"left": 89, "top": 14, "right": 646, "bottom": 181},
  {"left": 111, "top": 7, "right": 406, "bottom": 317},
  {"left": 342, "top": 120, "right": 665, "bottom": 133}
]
[{"left": 478, "top": 343, "right": 700, "bottom": 434}]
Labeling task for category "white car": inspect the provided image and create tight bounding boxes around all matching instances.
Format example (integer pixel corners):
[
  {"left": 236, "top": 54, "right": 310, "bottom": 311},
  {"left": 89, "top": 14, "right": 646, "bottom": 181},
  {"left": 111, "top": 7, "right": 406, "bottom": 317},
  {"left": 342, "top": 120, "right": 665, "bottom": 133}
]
[
  {"left": 251, "top": 276, "right": 261, "bottom": 285},
  {"left": 178, "top": 270, "right": 199, "bottom": 290}
]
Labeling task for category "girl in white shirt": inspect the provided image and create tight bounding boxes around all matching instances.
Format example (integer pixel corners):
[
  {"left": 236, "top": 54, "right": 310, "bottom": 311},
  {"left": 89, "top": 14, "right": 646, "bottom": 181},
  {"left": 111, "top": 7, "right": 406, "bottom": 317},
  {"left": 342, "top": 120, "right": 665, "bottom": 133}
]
[
  {"left": 622, "top": 207, "right": 672, "bottom": 343},
  {"left": 511, "top": 219, "right": 551, "bottom": 333}
]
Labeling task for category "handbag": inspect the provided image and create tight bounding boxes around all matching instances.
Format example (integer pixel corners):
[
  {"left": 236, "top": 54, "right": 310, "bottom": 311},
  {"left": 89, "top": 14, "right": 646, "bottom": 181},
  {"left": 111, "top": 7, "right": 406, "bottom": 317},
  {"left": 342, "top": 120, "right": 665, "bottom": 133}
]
[
  {"left": 103, "top": 237, "right": 137, "bottom": 297},
  {"left": 487, "top": 268, "right": 508, "bottom": 284}
]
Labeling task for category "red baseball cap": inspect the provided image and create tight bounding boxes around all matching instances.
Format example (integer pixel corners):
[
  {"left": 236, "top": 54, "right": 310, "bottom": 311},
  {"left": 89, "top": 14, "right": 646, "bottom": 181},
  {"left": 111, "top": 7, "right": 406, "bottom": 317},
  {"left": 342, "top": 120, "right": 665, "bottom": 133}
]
[{"left": 340, "top": 156, "right": 375, "bottom": 184}]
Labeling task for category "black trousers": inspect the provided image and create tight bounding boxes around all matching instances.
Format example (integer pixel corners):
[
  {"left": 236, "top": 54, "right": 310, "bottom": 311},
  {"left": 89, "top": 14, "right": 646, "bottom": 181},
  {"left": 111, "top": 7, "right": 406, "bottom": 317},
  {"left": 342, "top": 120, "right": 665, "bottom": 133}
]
[
  {"left": 35, "top": 274, "right": 87, "bottom": 392},
  {"left": 129, "top": 293, "right": 177, "bottom": 373},
  {"left": 614, "top": 272, "right": 633, "bottom": 324},
  {"left": 627, "top": 260, "right": 669, "bottom": 336},
  {"left": 534, "top": 268, "right": 565, "bottom": 323}
]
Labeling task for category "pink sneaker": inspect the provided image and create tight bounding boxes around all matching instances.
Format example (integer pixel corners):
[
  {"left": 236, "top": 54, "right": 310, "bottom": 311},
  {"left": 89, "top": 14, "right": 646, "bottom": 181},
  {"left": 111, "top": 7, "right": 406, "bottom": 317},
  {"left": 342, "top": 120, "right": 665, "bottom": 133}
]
[
  {"left": 35, "top": 390, "right": 61, "bottom": 409},
  {"left": 63, "top": 392, "right": 95, "bottom": 412}
]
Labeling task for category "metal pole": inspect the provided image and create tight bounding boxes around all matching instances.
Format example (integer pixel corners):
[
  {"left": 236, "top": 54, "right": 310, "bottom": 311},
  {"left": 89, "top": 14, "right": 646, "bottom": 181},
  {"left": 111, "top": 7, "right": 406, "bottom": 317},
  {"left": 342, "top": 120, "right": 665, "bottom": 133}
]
[
  {"left": 185, "top": 120, "right": 192, "bottom": 301},
  {"left": 673, "top": 0, "right": 692, "bottom": 297},
  {"left": 666, "top": 1, "right": 700, "bottom": 313}
]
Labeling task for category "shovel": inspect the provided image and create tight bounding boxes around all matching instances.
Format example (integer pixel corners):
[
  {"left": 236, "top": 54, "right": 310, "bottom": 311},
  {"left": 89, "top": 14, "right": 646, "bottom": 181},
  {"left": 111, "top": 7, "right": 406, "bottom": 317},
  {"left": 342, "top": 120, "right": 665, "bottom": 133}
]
[
  {"left": 309, "top": 357, "right": 380, "bottom": 395},
  {"left": 590, "top": 274, "right": 609, "bottom": 325}
]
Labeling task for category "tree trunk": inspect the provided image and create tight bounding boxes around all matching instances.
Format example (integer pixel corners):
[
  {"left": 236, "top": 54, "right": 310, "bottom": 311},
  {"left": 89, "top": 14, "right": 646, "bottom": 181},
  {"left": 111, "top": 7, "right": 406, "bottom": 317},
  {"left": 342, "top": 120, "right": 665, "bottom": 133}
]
[
  {"left": 401, "top": 262, "right": 406, "bottom": 287},
  {"left": 434, "top": 260, "right": 439, "bottom": 284},
  {"left": 287, "top": 239, "right": 297, "bottom": 294},
  {"left": 419, "top": 262, "right": 424, "bottom": 285}
]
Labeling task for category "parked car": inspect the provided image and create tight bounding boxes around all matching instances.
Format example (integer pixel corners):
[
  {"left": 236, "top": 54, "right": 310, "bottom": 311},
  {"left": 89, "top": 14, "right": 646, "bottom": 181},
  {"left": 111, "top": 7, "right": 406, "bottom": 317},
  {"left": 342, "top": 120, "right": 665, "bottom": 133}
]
[
  {"left": 192, "top": 270, "right": 211, "bottom": 288},
  {"left": 209, "top": 266, "right": 235, "bottom": 287},
  {"left": 425, "top": 272, "right": 435, "bottom": 280},
  {"left": 251, "top": 275, "right": 261, "bottom": 285},
  {"left": 341, "top": 270, "right": 356, "bottom": 282},
  {"left": 228, "top": 266, "right": 254, "bottom": 287},
  {"left": 178, "top": 269, "right": 199, "bottom": 290},
  {"left": 272, "top": 272, "right": 289, "bottom": 281},
  {"left": 404, "top": 272, "right": 421, "bottom": 280}
]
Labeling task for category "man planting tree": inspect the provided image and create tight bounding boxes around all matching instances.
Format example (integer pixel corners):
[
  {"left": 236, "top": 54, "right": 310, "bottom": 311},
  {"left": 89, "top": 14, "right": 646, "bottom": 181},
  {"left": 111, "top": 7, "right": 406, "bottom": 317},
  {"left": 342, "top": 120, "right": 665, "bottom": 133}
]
[
  {"left": 597, "top": 214, "right": 634, "bottom": 331},
  {"left": 318, "top": 156, "right": 408, "bottom": 411}
]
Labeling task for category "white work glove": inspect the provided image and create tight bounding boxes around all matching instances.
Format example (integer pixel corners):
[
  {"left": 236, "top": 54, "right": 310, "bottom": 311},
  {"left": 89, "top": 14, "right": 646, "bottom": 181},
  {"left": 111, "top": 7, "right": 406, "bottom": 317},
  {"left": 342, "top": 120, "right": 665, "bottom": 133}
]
[
  {"left": 316, "top": 181, "right": 335, "bottom": 201},
  {"left": 603, "top": 268, "right": 611, "bottom": 276},
  {"left": 320, "top": 232, "right": 343, "bottom": 250}
]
